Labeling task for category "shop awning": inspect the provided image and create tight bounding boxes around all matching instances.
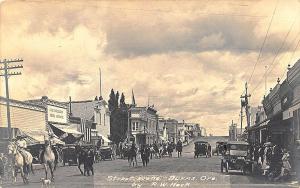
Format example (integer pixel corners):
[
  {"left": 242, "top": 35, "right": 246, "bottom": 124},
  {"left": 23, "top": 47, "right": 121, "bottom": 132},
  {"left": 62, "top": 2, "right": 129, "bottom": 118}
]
[
  {"left": 97, "top": 133, "right": 112, "bottom": 143},
  {"left": 49, "top": 123, "right": 83, "bottom": 144},
  {"left": 22, "top": 130, "right": 65, "bottom": 146},
  {"left": 50, "top": 123, "right": 83, "bottom": 135}
]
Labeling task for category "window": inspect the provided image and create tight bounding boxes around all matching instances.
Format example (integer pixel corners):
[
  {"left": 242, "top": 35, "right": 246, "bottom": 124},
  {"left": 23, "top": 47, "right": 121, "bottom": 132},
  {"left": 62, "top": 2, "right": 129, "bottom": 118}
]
[
  {"left": 104, "top": 114, "right": 106, "bottom": 126},
  {"left": 132, "top": 122, "right": 139, "bottom": 131},
  {"left": 100, "top": 113, "right": 101, "bottom": 124}
]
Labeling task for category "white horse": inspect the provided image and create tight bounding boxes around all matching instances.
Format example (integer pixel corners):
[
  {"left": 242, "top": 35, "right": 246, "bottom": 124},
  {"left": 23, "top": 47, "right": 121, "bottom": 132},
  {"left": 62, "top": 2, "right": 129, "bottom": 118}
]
[
  {"left": 42, "top": 140, "right": 55, "bottom": 181},
  {"left": 8, "top": 142, "right": 34, "bottom": 184}
]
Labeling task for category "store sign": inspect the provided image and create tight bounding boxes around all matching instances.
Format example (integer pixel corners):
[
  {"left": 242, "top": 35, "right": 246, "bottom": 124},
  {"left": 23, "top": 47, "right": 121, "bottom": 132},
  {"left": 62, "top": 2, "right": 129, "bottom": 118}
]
[{"left": 47, "top": 105, "right": 67, "bottom": 123}]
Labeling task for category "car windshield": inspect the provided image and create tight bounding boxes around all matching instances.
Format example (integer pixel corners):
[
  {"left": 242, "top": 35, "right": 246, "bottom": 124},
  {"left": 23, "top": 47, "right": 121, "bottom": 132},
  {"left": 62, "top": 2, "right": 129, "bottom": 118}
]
[{"left": 229, "top": 144, "right": 248, "bottom": 151}]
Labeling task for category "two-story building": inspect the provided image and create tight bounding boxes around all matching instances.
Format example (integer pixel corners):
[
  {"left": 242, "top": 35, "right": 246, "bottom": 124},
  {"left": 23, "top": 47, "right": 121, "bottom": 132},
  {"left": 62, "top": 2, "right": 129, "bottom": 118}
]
[
  {"left": 158, "top": 118, "right": 178, "bottom": 143},
  {"left": 129, "top": 106, "right": 158, "bottom": 146},
  {"left": 69, "top": 97, "right": 111, "bottom": 146},
  {"left": 27, "top": 96, "right": 83, "bottom": 144}
]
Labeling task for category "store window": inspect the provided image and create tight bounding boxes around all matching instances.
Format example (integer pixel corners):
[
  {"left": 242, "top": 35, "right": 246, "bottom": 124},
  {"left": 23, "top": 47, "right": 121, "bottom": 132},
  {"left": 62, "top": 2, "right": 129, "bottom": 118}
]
[{"left": 132, "top": 122, "right": 139, "bottom": 131}]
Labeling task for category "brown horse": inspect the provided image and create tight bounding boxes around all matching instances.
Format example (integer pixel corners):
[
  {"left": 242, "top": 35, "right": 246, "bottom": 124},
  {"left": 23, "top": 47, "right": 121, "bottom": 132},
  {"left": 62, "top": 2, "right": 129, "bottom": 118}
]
[
  {"left": 7, "top": 142, "right": 33, "bottom": 184},
  {"left": 42, "top": 140, "right": 55, "bottom": 181}
]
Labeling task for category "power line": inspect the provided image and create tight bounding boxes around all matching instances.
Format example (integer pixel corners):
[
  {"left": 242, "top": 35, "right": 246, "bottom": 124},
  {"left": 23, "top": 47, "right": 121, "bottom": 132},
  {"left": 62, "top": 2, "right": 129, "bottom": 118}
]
[
  {"left": 251, "top": 17, "right": 296, "bottom": 95},
  {"left": 247, "top": 0, "right": 278, "bottom": 85},
  {"left": 280, "top": 30, "right": 300, "bottom": 81}
]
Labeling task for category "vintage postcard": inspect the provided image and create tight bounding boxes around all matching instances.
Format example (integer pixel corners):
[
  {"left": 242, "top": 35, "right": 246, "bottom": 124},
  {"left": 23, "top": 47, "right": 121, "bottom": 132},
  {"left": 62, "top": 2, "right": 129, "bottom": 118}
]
[{"left": 0, "top": 0, "right": 300, "bottom": 187}]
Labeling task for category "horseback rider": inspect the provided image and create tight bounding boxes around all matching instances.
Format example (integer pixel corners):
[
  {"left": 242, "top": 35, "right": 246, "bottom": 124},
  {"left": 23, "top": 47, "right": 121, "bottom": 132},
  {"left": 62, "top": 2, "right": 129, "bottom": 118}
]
[
  {"left": 15, "top": 135, "right": 30, "bottom": 163},
  {"left": 40, "top": 138, "right": 59, "bottom": 167}
]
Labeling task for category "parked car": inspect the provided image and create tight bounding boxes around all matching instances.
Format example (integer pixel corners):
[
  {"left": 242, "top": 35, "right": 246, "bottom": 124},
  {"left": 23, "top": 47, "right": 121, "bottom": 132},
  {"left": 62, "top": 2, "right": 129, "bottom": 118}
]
[
  {"left": 194, "top": 141, "right": 211, "bottom": 158},
  {"left": 62, "top": 145, "right": 77, "bottom": 166},
  {"left": 99, "top": 146, "right": 113, "bottom": 160},
  {"left": 215, "top": 141, "right": 225, "bottom": 156},
  {"left": 220, "top": 141, "right": 253, "bottom": 175}
]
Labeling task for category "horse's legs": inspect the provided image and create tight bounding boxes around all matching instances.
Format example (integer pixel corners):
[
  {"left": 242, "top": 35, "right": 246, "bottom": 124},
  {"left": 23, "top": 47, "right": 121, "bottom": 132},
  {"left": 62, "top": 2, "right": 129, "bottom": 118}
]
[
  {"left": 13, "top": 168, "right": 17, "bottom": 183},
  {"left": 43, "top": 164, "right": 48, "bottom": 180},
  {"left": 78, "top": 162, "right": 83, "bottom": 175},
  {"left": 30, "top": 163, "right": 34, "bottom": 175},
  {"left": 134, "top": 156, "right": 138, "bottom": 167},
  {"left": 19, "top": 166, "right": 26, "bottom": 184},
  {"left": 48, "top": 162, "right": 54, "bottom": 181}
]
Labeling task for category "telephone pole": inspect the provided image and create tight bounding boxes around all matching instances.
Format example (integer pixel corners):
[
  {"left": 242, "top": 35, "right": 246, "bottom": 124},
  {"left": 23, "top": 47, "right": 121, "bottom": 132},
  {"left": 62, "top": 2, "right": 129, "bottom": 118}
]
[
  {"left": 0, "top": 59, "right": 23, "bottom": 141},
  {"left": 240, "top": 82, "right": 251, "bottom": 138}
]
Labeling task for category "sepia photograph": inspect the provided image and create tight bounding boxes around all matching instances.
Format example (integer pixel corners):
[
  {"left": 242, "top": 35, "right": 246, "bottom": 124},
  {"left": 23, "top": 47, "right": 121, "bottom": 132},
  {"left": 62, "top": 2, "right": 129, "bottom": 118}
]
[{"left": 0, "top": 0, "right": 300, "bottom": 187}]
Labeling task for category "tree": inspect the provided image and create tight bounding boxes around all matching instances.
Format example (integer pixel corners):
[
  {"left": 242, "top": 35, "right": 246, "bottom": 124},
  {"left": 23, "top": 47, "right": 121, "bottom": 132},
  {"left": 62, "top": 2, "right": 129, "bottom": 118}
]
[
  {"left": 108, "top": 89, "right": 116, "bottom": 112},
  {"left": 116, "top": 91, "right": 119, "bottom": 108},
  {"left": 108, "top": 89, "right": 128, "bottom": 144},
  {"left": 120, "top": 93, "right": 126, "bottom": 108}
]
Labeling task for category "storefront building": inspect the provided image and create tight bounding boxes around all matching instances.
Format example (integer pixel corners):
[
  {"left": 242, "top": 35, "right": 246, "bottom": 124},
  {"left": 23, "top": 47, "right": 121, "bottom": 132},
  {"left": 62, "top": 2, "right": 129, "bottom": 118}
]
[
  {"left": 69, "top": 97, "right": 111, "bottom": 146},
  {"left": 0, "top": 96, "right": 46, "bottom": 143},
  {"left": 129, "top": 106, "right": 158, "bottom": 146},
  {"left": 27, "top": 96, "right": 82, "bottom": 144}
]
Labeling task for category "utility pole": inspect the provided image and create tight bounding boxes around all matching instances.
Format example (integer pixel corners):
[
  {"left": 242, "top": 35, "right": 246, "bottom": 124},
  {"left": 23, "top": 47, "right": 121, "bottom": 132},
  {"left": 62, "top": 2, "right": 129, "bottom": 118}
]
[
  {"left": 265, "top": 65, "right": 268, "bottom": 96},
  {"left": 99, "top": 68, "right": 102, "bottom": 99},
  {"left": 0, "top": 59, "right": 23, "bottom": 141},
  {"left": 240, "top": 82, "right": 251, "bottom": 141}
]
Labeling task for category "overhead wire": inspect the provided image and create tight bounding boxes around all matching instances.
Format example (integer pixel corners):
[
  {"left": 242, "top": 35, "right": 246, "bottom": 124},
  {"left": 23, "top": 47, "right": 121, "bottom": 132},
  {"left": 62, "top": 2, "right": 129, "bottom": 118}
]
[
  {"left": 247, "top": 0, "right": 278, "bottom": 86},
  {"left": 251, "top": 17, "right": 297, "bottom": 95},
  {"left": 280, "top": 29, "right": 300, "bottom": 81}
]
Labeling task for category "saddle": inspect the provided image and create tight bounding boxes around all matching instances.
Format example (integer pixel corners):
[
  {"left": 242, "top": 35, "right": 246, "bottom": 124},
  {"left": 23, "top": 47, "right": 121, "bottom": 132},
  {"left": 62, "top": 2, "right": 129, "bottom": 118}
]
[{"left": 18, "top": 149, "right": 30, "bottom": 165}]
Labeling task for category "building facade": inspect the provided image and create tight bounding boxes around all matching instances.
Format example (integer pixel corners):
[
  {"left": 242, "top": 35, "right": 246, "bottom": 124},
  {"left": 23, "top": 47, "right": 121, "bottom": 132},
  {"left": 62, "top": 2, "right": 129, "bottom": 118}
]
[
  {"left": 129, "top": 106, "right": 158, "bottom": 146},
  {"left": 27, "top": 96, "right": 82, "bottom": 144},
  {"left": 247, "top": 59, "right": 300, "bottom": 153},
  {"left": 0, "top": 96, "right": 46, "bottom": 143},
  {"left": 158, "top": 118, "right": 178, "bottom": 143},
  {"left": 69, "top": 97, "right": 111, "bottom": 146}
]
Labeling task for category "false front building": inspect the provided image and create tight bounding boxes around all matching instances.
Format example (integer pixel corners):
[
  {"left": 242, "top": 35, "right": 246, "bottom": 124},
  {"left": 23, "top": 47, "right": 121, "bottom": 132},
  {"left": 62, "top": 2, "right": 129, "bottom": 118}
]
[{"left": 129, "top": 106, "right": 158, "bottom": 146}]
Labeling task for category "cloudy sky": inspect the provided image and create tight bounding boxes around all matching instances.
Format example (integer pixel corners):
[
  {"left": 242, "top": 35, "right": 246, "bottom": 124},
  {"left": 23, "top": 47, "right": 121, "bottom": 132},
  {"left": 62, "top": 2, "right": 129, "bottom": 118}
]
[{"left": 1, "top": 0, "right": 300, "bottom": 135}]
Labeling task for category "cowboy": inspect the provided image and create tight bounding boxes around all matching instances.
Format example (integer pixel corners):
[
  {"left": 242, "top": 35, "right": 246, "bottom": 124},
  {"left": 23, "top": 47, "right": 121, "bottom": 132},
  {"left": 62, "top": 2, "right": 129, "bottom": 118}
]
[{"left": 15, "top": 135, "right": 30, "bottom": 162}]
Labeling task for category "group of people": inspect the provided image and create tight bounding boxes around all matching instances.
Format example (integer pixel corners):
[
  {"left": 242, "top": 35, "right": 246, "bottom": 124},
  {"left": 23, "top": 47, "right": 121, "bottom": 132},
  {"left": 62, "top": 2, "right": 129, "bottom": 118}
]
[
  {"left": 249, "top": 143, "right": 292, "bottom": 181},
  {"left": 119, "top": 140, "right": 183, "bottom": 168}
]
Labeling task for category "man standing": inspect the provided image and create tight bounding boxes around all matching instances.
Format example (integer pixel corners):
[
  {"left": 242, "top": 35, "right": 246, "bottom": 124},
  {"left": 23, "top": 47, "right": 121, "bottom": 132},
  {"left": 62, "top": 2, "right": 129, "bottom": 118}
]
[{"left": 176, "top": 139, "right": 183, "bottom": 158}]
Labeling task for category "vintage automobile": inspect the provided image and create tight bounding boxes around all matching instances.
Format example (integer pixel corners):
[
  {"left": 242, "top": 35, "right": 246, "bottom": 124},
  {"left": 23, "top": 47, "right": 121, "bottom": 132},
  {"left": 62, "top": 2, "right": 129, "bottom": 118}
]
[
  {"left": 62, "top": 145, "right": 77, "bottom": 166},
  {"left": 194, "top": 141, "right": 211, "bottom": 158},
  {"left": 99, "top": 146, "right": 113, "bottom": 160},
  {"left": 220, "top": 141, "right": 253, "bottom": 175},
  {"left": 215, "top": 141, "right": 225, "bottom": 156}
]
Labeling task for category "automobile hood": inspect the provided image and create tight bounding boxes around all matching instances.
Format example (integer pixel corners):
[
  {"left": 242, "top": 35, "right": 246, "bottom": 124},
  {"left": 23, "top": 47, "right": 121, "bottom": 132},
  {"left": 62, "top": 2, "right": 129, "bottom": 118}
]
[{"left": 229, "top": 150, "right": 247, "bottom": 157}]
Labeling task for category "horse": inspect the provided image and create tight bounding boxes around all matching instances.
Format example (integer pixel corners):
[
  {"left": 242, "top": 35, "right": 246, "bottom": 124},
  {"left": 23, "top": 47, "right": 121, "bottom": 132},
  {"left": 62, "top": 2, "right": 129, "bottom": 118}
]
[
  {"left": 8, "top": 142, "right": 33, "bottom": 184},
  {"left": 41, "top": 140, "right": 55, "bottom": 181},
  {"left": 75, "top": 145, "right": 85, "bottom": 175}
]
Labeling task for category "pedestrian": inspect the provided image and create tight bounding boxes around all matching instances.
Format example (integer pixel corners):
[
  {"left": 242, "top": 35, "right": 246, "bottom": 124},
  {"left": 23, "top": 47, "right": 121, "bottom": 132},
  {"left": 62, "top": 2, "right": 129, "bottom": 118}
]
[
  {"left": 259, "top": 144, "right": 265, "bottom": 164},
  {"left": 254, "top": 145, "right": 260, "bottom": 163}
]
